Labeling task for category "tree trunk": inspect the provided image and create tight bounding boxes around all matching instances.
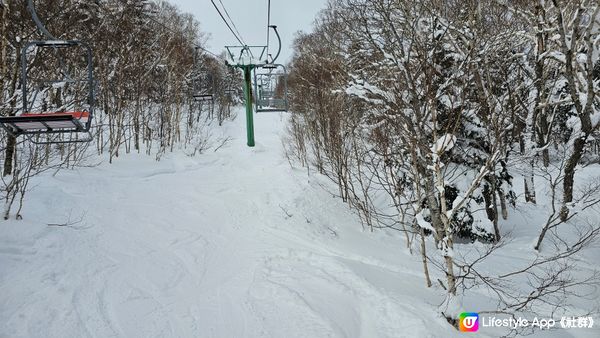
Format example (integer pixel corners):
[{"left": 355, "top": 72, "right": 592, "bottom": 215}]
[
  {"left": 498, "top": 188, "right": 508, "bottom": 220},
  {"left": 3, "top": 27, "right": 19, "bottom": 177},
  {"left": 520, "top": 138, "right": 536, "bottom": 204},
  {"left": 524, "top": 161, "right": 537, "bottom": 204},
  {"left": 3, "top": 135, "right": 16, "bottom": 176},
  {"left": 483, "top": 177, "right": 500, "bottom": 242},
  {"left": 420, "top": 227, "right": 432, "bottom": 288},
  {"left": 426, "top": 165, "right": 457, "bottom": 295},
  {"left": 561, "top": 136, "right": 586, "bottom": 221}
]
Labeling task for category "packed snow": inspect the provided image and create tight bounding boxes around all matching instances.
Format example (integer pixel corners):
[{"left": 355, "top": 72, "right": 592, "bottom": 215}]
[{"left": 0, "top": 111, "right": 598, "bottom": 337}]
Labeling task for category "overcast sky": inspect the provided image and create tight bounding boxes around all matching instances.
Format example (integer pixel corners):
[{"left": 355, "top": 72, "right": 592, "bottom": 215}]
[{"left": 168, "top": 0, "right": 329, "bottom": 64}]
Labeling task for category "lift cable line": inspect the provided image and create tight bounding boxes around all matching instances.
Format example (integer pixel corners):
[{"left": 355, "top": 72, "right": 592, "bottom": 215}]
[
  {"left": 138, "top": 8, "right": 225, "bottom": 115},
  {"left": 26, "top": 0, "right": 56, "bottom": 39},
  {"left": 142, "top": 12, "right": 221, "bottom": 60},
  {"left": 210, "top": 0, "right": 245, "bottom": 46},
  {"left": 106, "top": 0, "right": 220, "bottom": 58},
  {"left": 217, "top": 0, "right": 247, "bottom": 46}
]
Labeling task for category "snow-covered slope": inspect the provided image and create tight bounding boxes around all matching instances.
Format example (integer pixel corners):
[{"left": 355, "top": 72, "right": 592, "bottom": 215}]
[
  {"left": 0, "top": 112, "right": 456, "bottom": 338},
  {"left": 0, "top": 111, "right": 598, "bottom": 337}
]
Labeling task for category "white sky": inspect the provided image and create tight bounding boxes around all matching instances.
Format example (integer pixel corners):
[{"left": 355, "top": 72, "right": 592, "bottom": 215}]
[{"left": 168, "top": 0, "right": 329, "bottom": 64}]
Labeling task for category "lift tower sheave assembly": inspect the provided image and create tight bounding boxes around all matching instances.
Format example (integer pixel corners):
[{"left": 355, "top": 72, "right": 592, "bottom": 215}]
[{"left": 224, "top": 25, "right": 288, "bottom": 147}]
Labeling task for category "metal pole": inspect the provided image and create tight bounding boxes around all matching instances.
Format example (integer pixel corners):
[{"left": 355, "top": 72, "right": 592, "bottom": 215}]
[
  {"left": 243, "top": 65, "right": 255, "bottom": 147},
  {"left": 22, "top": 43, "right": 31, "bottom": 112},
  {"left": 266, "top": 0, "right": 271, "bottom": 62},
  {"left": 269, "top": 26, "right": 282, "bottom": 64},
  {"left": 27, "top": 0, "right": 57, "bottom": 40}
]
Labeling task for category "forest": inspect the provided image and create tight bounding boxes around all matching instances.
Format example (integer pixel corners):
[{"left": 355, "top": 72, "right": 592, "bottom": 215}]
[
  {"left": 1, "top": 0, "right": 599, "bottom": 336},
  {"left": 1, "top": 0, "right": 238, "bottom": 218},
  {"left": 284, "top": 0, "right": 600, "bottom": 327}
]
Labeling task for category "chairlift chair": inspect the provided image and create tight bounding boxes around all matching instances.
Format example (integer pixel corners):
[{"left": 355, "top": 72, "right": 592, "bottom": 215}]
[
  {"left": 192, "top": 71, "right": 215, "bottom": 103},
  {"left": 193, "top": 94, "right": 215, "bottom": 103},
  {"left": 223, "top": 67, "right": 240, "bottom": 101},
  {"left": 253, "top": 64, "right": 289, "bottom": 113},
  {"left": 224, "top": 88, "right": 238, "bottom": 101},
  {"left": 0, "top": 40, "right": 95, "bottom": 144}
]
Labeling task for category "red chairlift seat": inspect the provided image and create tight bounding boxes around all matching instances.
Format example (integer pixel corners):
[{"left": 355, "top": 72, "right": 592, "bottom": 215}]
[{"left": 0, "top": 111, "right": 90, "bottom": 135}]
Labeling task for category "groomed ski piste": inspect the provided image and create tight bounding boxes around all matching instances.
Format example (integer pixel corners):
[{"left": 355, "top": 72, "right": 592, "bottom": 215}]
[{"left": 1, "top": 110, "right": 599, "bottom": 338}]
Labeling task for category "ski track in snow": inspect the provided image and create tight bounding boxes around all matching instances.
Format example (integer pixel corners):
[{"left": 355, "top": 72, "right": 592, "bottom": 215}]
[{"left": 1, "top": 112, "right": 598, "bottom": 338}]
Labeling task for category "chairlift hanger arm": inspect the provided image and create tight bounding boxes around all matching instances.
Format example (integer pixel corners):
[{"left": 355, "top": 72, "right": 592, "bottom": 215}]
[
  {"left": 27, "top": 0, "right": 57, "bottom": 40},
  {"left": 268, "top": 25, "right": 282, "bottom": 64}
]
